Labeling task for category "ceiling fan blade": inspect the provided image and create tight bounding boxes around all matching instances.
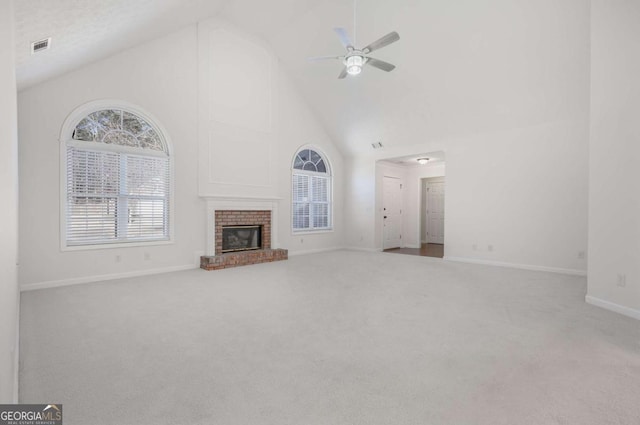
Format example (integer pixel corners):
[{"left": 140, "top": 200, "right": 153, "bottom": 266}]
[
  {"left": 334, "top": 27, "right": 354, "bottom": 50},
  {"left": 362, "top": 31, "right": 400, "bottom": 54},
  {"left": 307, "top": 55, "right": 343, "bottom": 62},
  {"left": 366, "top": 57, "right": 396, "bottom": 72},
  {"left": 338, "top": 67, "right": 348, "bottom": 79}
]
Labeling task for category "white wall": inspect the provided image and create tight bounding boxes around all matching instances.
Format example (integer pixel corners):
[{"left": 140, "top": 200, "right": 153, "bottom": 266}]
[
  {"left": 19, "top": 26, "right": 203, "bottom": 287},
  {"left": 587, "top": 0, "right": 640, "bottom": 318},
  {"left": 197, "top": 19, "right": 344, "bottom": 255},
  {"left": 347, "top": 113, "right": 589, "bottom": 275},
  {"left": 0, "top": 0, "right": 19, "bottom": 402},
  {"left": 18, "top": 20, "right": 344, "bottom": 287}
]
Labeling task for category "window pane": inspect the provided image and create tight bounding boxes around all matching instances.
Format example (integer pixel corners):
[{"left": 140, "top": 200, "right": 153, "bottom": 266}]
[
  {"left": 310, "top": 150, "right": 321, "bottom": 164},
  {"left": 298, "top": 149, "right": 311, "bottom": 162},
  {"left": 90, "top": 109, "right": 121, "bottom": 131},
  {"left": 313, "top": 203, "right": 329, "bottom": 229},
  {"left": 69, "top": 149, "right": 119, "bottom": 196},
  {"left": 316, "top": 160, "right": 326, "bottom": 173},
  {"left": 73, "top": 110, "right": 165, "bottom": 152},
  {"left": 126, "top": 156, "right": 169, "bottom": 197},
  {"left": 67, "top": 197, "right": 118, "bottom": 243},
  {"left": 122, "top": 111, "right": 150, "bottom": 136},
  {"left": 311, "top": 176, "right": 328, "bottom": 202},
  {"left": 73, "top": 117, "right": 103, "bottom": 141},
  {"left": 138, "top": 129, "right": 163, "bottom": 151},
  {"left": 127, "top": 198, "right": 167, "bottom": 239},
  {"left": 293, "top": 203, "right": 310, "bottom": 229},
  {"left": 103, "top": 131, "right": 138, "bottom": 147},
  {"left": 303, "top": 162, "right": 317, "bottom": 172},
  {"left": 292, "top": 174, "right": 309, "bottom": 202},
  {"left": 294, "top": 156, "right": 304, "bottom": 170}
]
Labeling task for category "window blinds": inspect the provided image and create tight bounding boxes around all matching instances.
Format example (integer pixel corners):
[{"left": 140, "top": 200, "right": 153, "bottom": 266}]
[
  {"left": 292, "top": 173, "right": 330, "bottom": 231},
  {"left": 66, "top": 147, "right": 170, "bottom": 245}
]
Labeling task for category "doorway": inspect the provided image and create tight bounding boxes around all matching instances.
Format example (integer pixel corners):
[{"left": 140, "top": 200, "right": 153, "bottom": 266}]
[
  {"left": 382, "top": 176, "right": 403, "bottom": 250},
  {"left": 420, "top": 177, "right": 445, "bottom": 258}
]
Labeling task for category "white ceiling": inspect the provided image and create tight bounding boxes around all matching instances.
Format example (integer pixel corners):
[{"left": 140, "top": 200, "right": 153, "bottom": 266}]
[{"left": 14, "top": 0, "right": 590, "bottom": 156}]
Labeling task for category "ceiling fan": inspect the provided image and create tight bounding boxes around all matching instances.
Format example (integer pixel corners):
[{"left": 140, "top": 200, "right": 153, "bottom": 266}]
[{"left": 308, "top": 2, "right": 400, "bottom": 79}]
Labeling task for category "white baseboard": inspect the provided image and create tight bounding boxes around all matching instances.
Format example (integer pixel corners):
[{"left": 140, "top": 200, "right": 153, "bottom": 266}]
[
  {"left": 444, "top": 256, "right": 587, "bottom": 277},
  {"left": 344, "top": 246, "right": 383, "bottom": 253},
  {"left": 20, "top": 264, "right": 199, "bottom": 292},
  {"left": 14, "top": 290, "right": 20, "bottom": 403},
  {"left": 586, "top": 295, "right": 640, "bottom": 321},
  {"left": 288, "top": 247, "right": 345, "bottom": 257}
]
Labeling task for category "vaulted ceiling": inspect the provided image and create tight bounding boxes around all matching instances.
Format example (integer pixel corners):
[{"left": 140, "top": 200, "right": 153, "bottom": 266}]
[{"left": 14, "top": 0, "right": 590, "bottom": 156}]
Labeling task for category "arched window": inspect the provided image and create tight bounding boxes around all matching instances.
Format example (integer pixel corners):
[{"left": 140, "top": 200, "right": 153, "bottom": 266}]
[
  {"left": 62, "top": 105, "right": 171, "bottom": 248},
  {"left": 292, "top": 148, "right": 332, "bottom": 231}
]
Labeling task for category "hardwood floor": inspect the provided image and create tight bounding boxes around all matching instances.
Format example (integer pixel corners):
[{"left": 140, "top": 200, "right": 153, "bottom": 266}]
[{"left": 384, "top": 243, "right": 444, "bottom": 258}]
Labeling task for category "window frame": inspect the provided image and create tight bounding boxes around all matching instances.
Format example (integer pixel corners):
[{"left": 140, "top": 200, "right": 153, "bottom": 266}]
[
  {"left": 59, "top": 100, "right": 174, "bottom": 251},
  {"left": 291, "top": 146, "right": 333, "bottom": 234}
]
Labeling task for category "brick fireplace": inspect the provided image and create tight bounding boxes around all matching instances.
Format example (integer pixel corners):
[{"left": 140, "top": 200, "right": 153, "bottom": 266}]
[
  {"left": 215, "top": 210, "right": 271, "bottom": 253},
  {"left": 200, "top": 197, "right": 288, "bottom": 270}
]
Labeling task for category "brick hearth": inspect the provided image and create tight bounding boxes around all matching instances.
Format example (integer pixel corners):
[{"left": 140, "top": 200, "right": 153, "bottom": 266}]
[{"left": 201, "top": 209, "right": 287, "bottom": 270}]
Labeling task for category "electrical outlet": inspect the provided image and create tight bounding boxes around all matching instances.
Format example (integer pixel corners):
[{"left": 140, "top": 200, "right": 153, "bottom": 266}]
[
  {"left": 578, "top": 251, "right": 586, "bottom": 259},
  {"left": 300, "top": 238, "right": 304, "bottom": 244},
  {"left": 472, "top": 244, "right": 477, "bottom": 251},
  {"left": 617, "top": 273, "right": 626, "bottom": 288},
  {"left": 144, "top": 252, "right": 151, "bottom": 261},
  {"left": 487, "top": 245, "right": 494, "bottom": 252},
  {"left": 115, "top": 255, "right": 121, "bottom": 263}
]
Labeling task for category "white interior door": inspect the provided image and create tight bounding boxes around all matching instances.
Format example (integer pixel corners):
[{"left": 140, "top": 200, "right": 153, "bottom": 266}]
[
  {"left": 383, "top": 176, "right": 402, "bottom": 249},
  {"left": 426, "top": 182, "right": 445, "bottom": 244}
]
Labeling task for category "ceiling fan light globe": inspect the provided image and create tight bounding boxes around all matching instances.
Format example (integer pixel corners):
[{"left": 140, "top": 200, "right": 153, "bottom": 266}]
[
  {"left": 345, "top": 55, "right": 365, "bottom": 76},
  {"left": 347, "top": 65, "right": 362, "bottom": 75}
]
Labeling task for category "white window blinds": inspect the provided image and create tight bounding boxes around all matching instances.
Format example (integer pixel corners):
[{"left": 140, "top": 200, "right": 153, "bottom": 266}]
[
  {"left": 66, "top": 147, "right": 170, "bottom": 246},
  {"left": 292, "top": 173, "right": 331, "bottom": 231}
]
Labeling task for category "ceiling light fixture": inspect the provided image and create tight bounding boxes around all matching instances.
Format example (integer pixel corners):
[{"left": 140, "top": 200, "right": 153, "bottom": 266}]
[
  {"left": 417, "top": 158, "right": 430, "bottom": 165},
  {"left": 345, "top": 55, "right": 365, "bottom": 75}
]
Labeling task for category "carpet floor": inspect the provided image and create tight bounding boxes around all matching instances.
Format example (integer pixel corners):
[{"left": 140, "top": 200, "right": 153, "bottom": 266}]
[{"left": 19, "top": 250, "right": 640, "bottom": 425}]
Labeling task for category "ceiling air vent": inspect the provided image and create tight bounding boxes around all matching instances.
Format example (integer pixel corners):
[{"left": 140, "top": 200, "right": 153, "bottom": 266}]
[{"left": 31, "top": 37, "right": 51, "bottom": 54}]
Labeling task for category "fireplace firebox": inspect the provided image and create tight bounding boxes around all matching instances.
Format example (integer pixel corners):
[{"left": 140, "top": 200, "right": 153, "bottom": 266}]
[{"left": 221, "top": 225, "right": 262, "bottom": 253}]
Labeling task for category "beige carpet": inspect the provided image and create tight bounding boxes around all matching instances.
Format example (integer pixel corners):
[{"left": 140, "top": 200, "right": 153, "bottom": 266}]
[{"left": 19, "top": 250, "right": 640, "bottom": 425}]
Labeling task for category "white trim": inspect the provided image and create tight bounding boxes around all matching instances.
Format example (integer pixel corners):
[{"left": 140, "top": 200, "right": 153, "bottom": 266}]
[
  {"left": 291, "top": 229, "right": 334, "bottom": 236},
  {"left": 63, "top": 239, "right": 173, "bottom": 252},
  {"left": 345, "top": 246, "right": 384, "bottom": 253},
  {"left": 444, "top": 256, "right": 587, "bottom": 276},
  {"left": 585, "top": 295, "right": 640, "bottom": 321},
  {"left": 13, "top": 291, "right": 20, "bottom": 403},
  {"left": 288, "top": 247, "right": 344, "bottom": 257},
  {"left": 20, "top": 264, "right": 198, "bottom": 292}
]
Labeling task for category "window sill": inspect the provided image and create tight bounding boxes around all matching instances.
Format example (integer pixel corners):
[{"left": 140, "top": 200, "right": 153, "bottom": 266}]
[
  {"left": 291, "top": 229, "right": 334, "bottom": 236},
  {"left": 61, "top": 239, "right": 173, "bottom": 252}
]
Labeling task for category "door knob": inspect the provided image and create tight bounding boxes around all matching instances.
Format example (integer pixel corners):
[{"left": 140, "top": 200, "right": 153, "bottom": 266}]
[{"left": 384, "top": 216, "right": 388, "bottom": 219}]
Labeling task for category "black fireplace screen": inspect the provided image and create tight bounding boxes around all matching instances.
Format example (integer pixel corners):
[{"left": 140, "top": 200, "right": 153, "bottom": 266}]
[{"left": 221, "top": 225, "right": 262, "bottom": 253}]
